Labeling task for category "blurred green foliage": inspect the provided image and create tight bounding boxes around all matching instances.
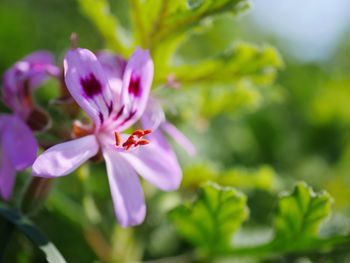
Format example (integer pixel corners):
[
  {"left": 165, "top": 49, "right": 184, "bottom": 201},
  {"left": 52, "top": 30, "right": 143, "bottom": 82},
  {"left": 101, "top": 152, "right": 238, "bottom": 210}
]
[
  {"left": 1, "top": 0, "right": 350, "bottom": 262},
  {"left": 170, "top": 182, "right": 349, "bottom": 259},
  {"left": 170, "top": 183, "right": 249, "bottom": 257},
  {"left": 183, "top": 163, "right": 278, "bottom": 192},
  {"left": 274, "top": 182, "right": 331, "bottom": 241}
]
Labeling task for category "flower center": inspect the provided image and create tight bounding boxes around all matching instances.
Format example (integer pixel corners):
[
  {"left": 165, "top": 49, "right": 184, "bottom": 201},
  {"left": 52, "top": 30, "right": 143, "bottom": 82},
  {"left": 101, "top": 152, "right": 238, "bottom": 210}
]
[{"left": 115, "top": 129, "right": 152, "bottom": 150}]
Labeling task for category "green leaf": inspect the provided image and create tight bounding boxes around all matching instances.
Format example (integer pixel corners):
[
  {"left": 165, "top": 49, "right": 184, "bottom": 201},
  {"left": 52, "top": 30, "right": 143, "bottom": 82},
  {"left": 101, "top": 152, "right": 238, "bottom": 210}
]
[
  {"left": 171, "top": 43, "right": 283, "bottom": 118},
  {"left": 129, "top": 0, "right": 251, "bottom": 81},
  {"left": 219, "top": 182, "right": 350, "bottom": 258},
  {"left": 151, "top": 0, "right": 251, "bottom": 45},
  {"left": 0, "top": 203, "right": 66, "bottom": 263},
  {"left": 172, "top": 42, "right": 283, "bottom": 86},
  {"left": 153, "top": 33, "right": 188, "bottom": 82},
  {"left": 198, "top": 81, "right": 263, "bottom": 117},
  {"left": 129, "top": 0, "right": 249, "bottom": 47},
  {"left": 129, "top": 0, "right": 164, "bottom": 47},
  {"left": 77, "top": 0, "right": 129, "bottom": 56},
  {"left": 274, "top": 181, "right": 332, "bottom": 241},
  {"left": 169, "top": 182, "right": 248, "bottom": 255}
]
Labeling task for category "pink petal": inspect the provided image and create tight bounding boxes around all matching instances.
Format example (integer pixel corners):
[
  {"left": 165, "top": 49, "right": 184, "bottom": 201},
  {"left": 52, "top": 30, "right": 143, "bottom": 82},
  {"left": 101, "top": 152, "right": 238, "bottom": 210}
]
[
  {"left": 161, "top": 122, "right": 196, "bottom": 156},
  {"left": 121, "top": 142, "right": 182, "bottom": 191},
  {"left": 141, "top": 98, "right": 196, "bottom": 156},
  {"left": 22, "top": 50, "right": 55, "bottom": 65},
  {"left": 103, "top": 149, "right": 146, "bottom": 227},
  {"left": 112, "top": 48, "right": 154, "bottom": 131},
  {"left": 0, "top": 143, "right": 16, "bottom": 201},
  {"left": 4, "top": 51, "right": 56, "bottom": 91},
  {"left": 64, "top": 48, "right": 114, "bottom": 127},
  {"left": 147, "top": 128, "right": 176, "bottom": 159},
  {"left": 96, "top": 51, "right": 126, "bottom": 99},
  {"left": 32, "top": 135, "right": 99, "bottom": 177},
  {"left": 22, "top": 51, "right": 59, "bottom": 87},
  {"left": 141, "top": 98, "right": 181, "bottom": 163},
  {"left": 2, "top": 115, "right": 38, "bottom": 170},
  {"left": 141, "top": 106, "right": 176, "bottom": 158},
  {"left": 141, "top": 97, "right": 166, "bottom": 131}
]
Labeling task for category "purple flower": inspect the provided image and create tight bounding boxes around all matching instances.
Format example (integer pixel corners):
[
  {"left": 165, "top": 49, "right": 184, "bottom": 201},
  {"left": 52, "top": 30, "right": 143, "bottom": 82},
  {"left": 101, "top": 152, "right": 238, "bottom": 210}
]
[
  {"left": 0, "top": 115, "right": 38, "bottom": 200},
  {"left": 32, "top": 47, "right": 182, "bottom": 227},
  {"left": 97, "top": 51, "right": 196, "bottom": 158},
  {"left": 3, "top": 51, "right": 60, "bottom": 120},
  {"left": 0, "top": 51, "right": 58, "bottom": 200}
]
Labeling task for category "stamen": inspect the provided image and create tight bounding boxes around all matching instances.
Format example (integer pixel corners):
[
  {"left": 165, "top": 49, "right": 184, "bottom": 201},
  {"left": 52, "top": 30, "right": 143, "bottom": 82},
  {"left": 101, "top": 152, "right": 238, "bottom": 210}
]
[
  {"left": 143, "top": 129, "right": 152, "bottom": 135},
  {"left": 122, "top": 137, "right": 136, "bottom": 148},
  {"left": 136, "top": 139, "right": 150, "bottom": 146},
  {"left": 131, "top": 129, "right": 144, "bottom": 138},
  {"left": 114, "top": 131, "right": 121, "bottom": 146},
  {"left": 124, "top": 144, "right": 133, "bottom": 151},
  {"left": 114, "top": 129, "right": 152, "bottom": 150}
]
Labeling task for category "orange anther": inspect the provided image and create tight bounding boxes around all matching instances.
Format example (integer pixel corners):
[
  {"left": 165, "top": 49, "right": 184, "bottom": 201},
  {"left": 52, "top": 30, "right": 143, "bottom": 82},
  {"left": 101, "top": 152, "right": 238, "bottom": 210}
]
[
  {"left": 114, "top": 131, "right": 121, "bottom": 146},
  {"left": 115, "top": 129, "right": 152, "bottom": 150},
  {"left": 143, "top": 129, "right": 152, "bottom": 136},
  {"left": 122, "top": 140, "right": 134, "bottom": 148},
  {"left": 136, "top": 139, "right": 150, "bottom": 146},
  {"left": 131, "top": 129, "right": 144, "bottom": 137},
  {"left": 127, "top": 137, "right": 137, "bottom": 144}
]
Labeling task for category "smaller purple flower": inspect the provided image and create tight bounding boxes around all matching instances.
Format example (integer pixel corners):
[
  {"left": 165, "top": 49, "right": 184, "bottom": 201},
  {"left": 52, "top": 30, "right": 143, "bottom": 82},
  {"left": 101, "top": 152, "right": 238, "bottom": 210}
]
[
  {"left": 0, "top": 51, "right": 58, "bottom": 200},
  {"left": 3, "top": 51, "right": 60, "bottom": 121},
  {"left": 33, "top": 47, "right": 182, "bottom": 227},
  {"left": 0, "top": 115, "right": 37, "bottom": 200}
]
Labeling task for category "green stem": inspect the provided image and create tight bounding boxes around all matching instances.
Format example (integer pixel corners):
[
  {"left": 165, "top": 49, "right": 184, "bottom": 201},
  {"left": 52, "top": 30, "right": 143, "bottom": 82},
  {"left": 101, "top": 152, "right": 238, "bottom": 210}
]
[
  {"left": 0, "top": 220, "right": 15, "bottom": 262},
  {"left": 0, "top": 177, "right": 56, "bottom": 260},
  {"left": 21, "top": 177, "right": 53, "bottom": 217},
  {"left": 219, "top": 236, "right": 350, "bottom": 258},
  {"left": 0, "top": 145, "right": 54, "bottom": 260}
]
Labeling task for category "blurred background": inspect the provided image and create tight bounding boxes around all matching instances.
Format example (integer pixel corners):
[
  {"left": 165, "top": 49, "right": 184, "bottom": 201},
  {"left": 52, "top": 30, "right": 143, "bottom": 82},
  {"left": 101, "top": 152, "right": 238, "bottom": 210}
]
[{"left": 1, "top": 0, "right": 350, "bottom": 262}]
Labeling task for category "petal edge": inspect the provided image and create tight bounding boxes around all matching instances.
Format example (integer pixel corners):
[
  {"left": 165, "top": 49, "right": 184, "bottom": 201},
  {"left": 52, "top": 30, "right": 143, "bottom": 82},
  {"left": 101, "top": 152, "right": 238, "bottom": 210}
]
[{"left": 32, "top": 135, "right": 99, "bottom": 177}]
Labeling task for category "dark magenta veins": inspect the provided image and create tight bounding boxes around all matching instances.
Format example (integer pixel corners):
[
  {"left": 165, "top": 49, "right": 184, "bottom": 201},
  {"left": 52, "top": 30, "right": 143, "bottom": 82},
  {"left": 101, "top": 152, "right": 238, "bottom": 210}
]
[
  {"left": 81, "top": 73, "right": 103, "bottom": 98},
  {"left": 128, "top": 75, "right": 142, "bottom": 97}
]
